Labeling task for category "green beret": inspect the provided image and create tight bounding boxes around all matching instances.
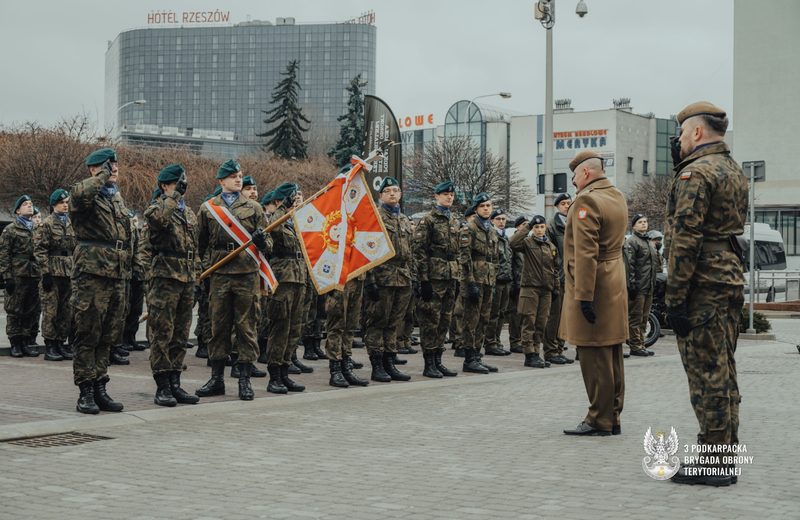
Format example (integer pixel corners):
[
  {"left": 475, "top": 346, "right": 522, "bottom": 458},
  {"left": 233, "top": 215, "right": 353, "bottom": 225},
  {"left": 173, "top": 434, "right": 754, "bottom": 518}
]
[
  {"left": 261, "top": 192, "right": 274, "bottom": 206},
  {"left": 379, "top": 176, "right": 400, "bottom": 193},
  {"left": 157, "top": 164, "right": 185, "bottom": 183},
  {"left": 435, "top": 181, "right": 455, "bottom": 194},
  {"left": 14, "top": 195, "right": 31, "bottom": 213},
  {"left": 49, "top": 189, "right": 69, "bottom": 206},
  {"left": 464, "top": 205, "right": 475, "bottom": 218},
  {"left": 216, "top": 159, "right": 241, "bottom": 179},
  {"left": 33, "top": 206, "right": 40, "bottom": 215},
  {"left": 490, "top": 208, "right": 505, "bottom": 220},
  {"left": 242, "top": 175, "right": 256, "bottom": 187},
  {"left": 272, "top": 182, "right": 296, "bottom": 201},
  {"left": 86, "top": 148, "right": 118, "bottom": 167},
  {"left": 472, "top": 192, "right": 491, "bottom": 206}
]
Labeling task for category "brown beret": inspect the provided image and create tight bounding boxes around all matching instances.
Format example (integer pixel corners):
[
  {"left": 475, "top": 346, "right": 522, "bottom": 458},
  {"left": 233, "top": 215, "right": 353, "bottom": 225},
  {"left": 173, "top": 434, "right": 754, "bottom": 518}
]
[
  {"left": 677, "top": 101, "right": 726, "bottom": 125},
  {"left": 569, "top": 151, "right": 604, "bottom": 172}
]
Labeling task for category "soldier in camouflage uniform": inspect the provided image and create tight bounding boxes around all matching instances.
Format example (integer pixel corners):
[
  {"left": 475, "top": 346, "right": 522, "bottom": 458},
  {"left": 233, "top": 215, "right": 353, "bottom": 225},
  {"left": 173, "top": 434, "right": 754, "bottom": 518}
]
[
  {"left": 665, "top": 103, "right": 747, "bottom": 487},
  {"left": 256, "top": 191, "right": 276, "bottom": 366},
  {"left": 413, "top": 181, "right": 462, "bottom": 376},
  {"left": 326, "top": 273, "right": 369, "bottom": 387},
  {"left": 121, "top": 209, "right": 146, "bottom": 355},
  {"left": 452, "top": 206, "right": 475, "bottom": 358},
  {"left": 68, "top": 148, "right": 130, "bottom": 414},
  {"left": 34, "top": 189, "right": 77, "bottom": 361},
  {"left": 459, "top": 192, "right": 500, "bottom": 374},
  {"left": 508, "top": 216, "right": 526, "bottom": 353},
  {"left": 241, "top": 175, "right": 258, "bottom": 201},
  {"left": 29, "top": 206, "right": 43, "bottom": 347},
  {"left": 1, "top": 195, "right": 42, "bottom": 358},
  {"left": 144, "top": 165, "right": 201, "bottom": 407},
  {"left": 484, "top": 209, "right": 513, "bottom": 356},
  {"left": 543, "top": 194, "right": 573, "bottom": 364},
  {"left": 193, "top": 188, "right": 221, "bottom": 360},
  {"left": 196, "top": 160, "right": 272, "bottom": 401},
  {"left": 264, "top": 183, "right": 308, "bottom": 394}
]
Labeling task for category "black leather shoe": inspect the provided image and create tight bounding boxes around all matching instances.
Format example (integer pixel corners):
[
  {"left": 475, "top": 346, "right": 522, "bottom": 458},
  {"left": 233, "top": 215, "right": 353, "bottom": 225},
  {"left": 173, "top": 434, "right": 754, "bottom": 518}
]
[
  {"left": 94, "top": 380, "right": 124, "bottom": 412},
  {"left": 230, "top": 362, "right": 241, "bottom": 378},
  {"left": 485, "top": 347, "right": 510, "bottom": 356},
  {"left": 196, "top": 359, "right": 226, "bottom": 397},
  {"left": 251, "top": 364, "right": 267, "bottom": 378},
  {"left": 434, "top": 350, "right": 458, "bottom": 377},
  {"left": 109, "top": 348, "right": 130, "bottom": 365},
  {"left": 44, "top": 340, "right": 63, "bottom": 361},
  {"left": 476, "top": 353, "right": 498, "bottom": 372},
  {"left": 238, "top": 363, "right": 254, "bottom": 400},
  {"left": 670, "top": 464, "right": 731, "bottom": 487},
  {"left": 462, "top": 350, "right": 489, "bottom": 374},
  {"left": 352, "top": 339, "right": 365, "bottom": 349},
  {"left": 369, "top": 353, "right": 391, "bottom": 382},
  {"left": 612, "top": 425, "right": 621, "bottom": 435},
  {"left": 630, "top": 349, "right": 649, "bottom": 357},
  {"left": 153, "top": 373, "right": 177, "bottom": 407},
  {"left": 348, "top": 358, "right": 363, "bottom": 369},
  {"left": 623, "top": 352, "right": 630, "bottom": 358},
  {"left": 76, "top": 381, "right": 99, "bottom": 414},
  {"left": 169, "top": 372, "right": 199, "bottom": 404},
  {"left": 266, "top": 365, "right": 288, "bottom": 394},
  {"left": 646, "top": 349, "right": 655, "bottom": 356},
  {"left": 57, "top": 341, "right": 73, "bottom": 360},
  {"left": 563, "top": 356, "right": 574, "bottom": 364},
  {"left": 302, "top": 338, "right": 318, "bottom": 360},
  {"left": 454, "top": 348, "right": 465, "bottom": 358},
  {"left": 383, "top": 352, "right": 411, "bottom": 381},
  {"left": 329, "top": 359, "right": 349, "bottom": 388},
  {"left": 288, "top": 363, "right": 302, "bottom": 374},
  {"left": 9, "top": 337, "right": 24, "bottom": 358},
  {"left": 393, "top": 356, "right": 408, "bottom": 365},
  {"left": 19, "top": 339, "right": 40, "bottom": 357},
  {"left": 422, "top": 350, "right": 443, "bottom": 378},
  {"left": 341, "top": 358, "right": 369, "bottom": 386},
  {"left": 548, "top": 355, "right": 568, "bottom": 365},
  {"left": 563, "top": 421, "right": 611, "bottom": 436},
  {"left": 524, "top": 353, "right": 546, "bottom": 368},
  {"left": 510, "top": 345, "right": 524, "bottom": 354},
  {"left": 410, "top": 335, "right": 420, "bottom": 346},
  {"left": 292, "top": 351, "right": 314, "bottom": 373},
  {"left": 280, "top": 365, "right": 305, "bottom": 392},
  {"left": 313, "top": 338, "right": 327, "bottom": 360},
  {"left": 195, "top": 340, "right": 209, "bottom": 358}
]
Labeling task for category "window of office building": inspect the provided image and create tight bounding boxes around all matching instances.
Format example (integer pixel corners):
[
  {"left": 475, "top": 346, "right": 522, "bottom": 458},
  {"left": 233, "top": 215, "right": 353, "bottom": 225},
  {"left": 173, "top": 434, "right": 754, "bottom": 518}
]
[
  {"left": 157, "top": 110, "right": 163, "bottom": 125},
  {"left": 231, "top": 35, "right": 237, "bottom": 49},
  {"left": 344, "top": 33, "right": 350, "bottom": 47},
  {"left": 249, "top": 35, "right": 255, "bottom": 48},
  {"left": 305, "top": 52, "right": 311, "bottom": 61},
  {"left": 324, "top": 52, "right": 330, "bottom": 62},
  {"left": 248, "top": 109, "right": 255, "bottom": 123},
  {"left": 230, "top": 90, "right": 236, "bottom": 101},
  {"left": 212, "top": 72, "right": 218, "bottom": 86},
  {"left": 344, "top": 51, "right": 350, "bottom": 60},
  {"left": 248, "top": 72, "right": 255, "bottom": 86},
  {"left": 230, "top": 109, "right": 236, "bottom": 123},
  {"left": 211, "top": 109, "right": 217, "bottom": 124},
  {"left": 656, "top": 118, "right": 679, "bottom": 174},
  {"left": 193, "top": 73, "right": 200, "bottom": 87},
  {"left": 627, "top": 157, "right": 634, "bottom": 172},
  {"left": 212, "top": 54, "right": 218, "bottom": 68},
  {"left": 175, "top": 109, "right": 180, "bottom": 123},
  {"left": 249, "top": 54, "right": 255, "bottom": 67},
  {"left": 324, "top": 70, "right": 331, "bottom": 80},
  {"left": 323, "top": 90, "right": 330, "bottom": 103},
  {"left": 175, "top": 92, "right": 181, "bottom": 105},
  {"left": 306, "top": 34, "right": 312, "bottom": 47},
  {"left": 538, "top": 142, "right": 543, "bottom": 156},
  {"left": 194, "top": 55, "right": 199, "bottom": 68},
  {"left": 193, "top": 92, "right": 200, "bottom": 105},
  {"left": 158, "top": 36, "right": 164, "bottom": 46},
  {"left": 193, "top": 110, "right": 198, "bottom": 125},
  {"left": 176, "top": 37, "right": 182, "bottom": 50},
  {"left": 158, "top": 73, "right": 163, "bottom": 87},
  {"left": 248, "top": 91, "right": 255, "bottom": 104},
  {"left": 231, "top": 54, "right": 236, "bottom": 66},
  {"left": 138, "top": 74, "right": 144, "bottom": 88},
  {"left": 213, "top": 36, "right": 219, "bottom": 49},
  {"left": 158, "top": 92, "right": 163, "bottom": 106},
  {"left": 230, "top": 72, "right": 237, "bottom": 86},
  {"left": 175, "top": 73, "right": 181, "bottom": 87},
  {"left": 194, "top": 36, "right": 200, "bottom": 46},
  {"left": 304, "top": 90, "right": 311, "bottom": 101},
  {"left": 211, "top": 91, "right": 217, "bottom": 105},
  {"left": 325, "top": 33, "right": 331, "bottom": 47},
  {"left": 158, "top": 55, "right": 164, "bottom": 69},
  {"left": 175, "top": 55, "right": 181, "bottom": 68},
  {"left": 643, "top": 160, "right": 649, "bottom": 175},
  {"left": 139, "top": 56, "right": 144, "bottom": 70},
  {"left": 304, "top": 71, "right": 311, "bottom": 85}
]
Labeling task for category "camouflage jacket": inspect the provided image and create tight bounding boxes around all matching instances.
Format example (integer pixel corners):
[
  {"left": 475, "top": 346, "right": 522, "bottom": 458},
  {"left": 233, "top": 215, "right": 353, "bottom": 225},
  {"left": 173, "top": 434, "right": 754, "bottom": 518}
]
[
  {"left": 509, "top": 223, "right": 558, "bottom": 293},
  {"left": 144, "top": 192, "right": 200, "bottom": 283},
  {"left": 34, "top": 213, "right": 77, "bottom": 278},
  {"left": 266, "top": 205, "right": 305, "bottom": 284},
  {"left": 546, "top": 214, "right": 567, "bottom": 286},
  {"left": 624, "top": 231, "right": 660, "bottom": 295},
  {"left": 460, "top": 217, "right": 499, "bottom": 286},
  {"left": 129, "top": 222, "right": 143, "bottom": 281},
  {"left": 365, "top": 205, "right": 413, "bottom": 287},
  {"left": 198, "top": 194, "right": 272, "bottom": 276},
  {"left": 665, "top": 142, "right": 748, "bottom": 308},
  {"left": 139, "top": 223, "right": 153, "bottom": 280},
  {"left": 0, "top": 220, "right": 40, "bottom": 279},
  {"left": 68, "top": 170, "right": 133, "bottom": 279},
  {"left": 413, "top": 206, "right": 461, "bottom": 282},
  {"left": 494, "top": 229, "right": 513, "bottom": 284}
]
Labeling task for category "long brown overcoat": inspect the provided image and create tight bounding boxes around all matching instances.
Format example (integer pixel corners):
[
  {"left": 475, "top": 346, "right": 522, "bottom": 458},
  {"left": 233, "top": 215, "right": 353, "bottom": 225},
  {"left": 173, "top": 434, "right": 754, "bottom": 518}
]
[{"left": 559, "top": 177, "right": 629, "bottom": 347}]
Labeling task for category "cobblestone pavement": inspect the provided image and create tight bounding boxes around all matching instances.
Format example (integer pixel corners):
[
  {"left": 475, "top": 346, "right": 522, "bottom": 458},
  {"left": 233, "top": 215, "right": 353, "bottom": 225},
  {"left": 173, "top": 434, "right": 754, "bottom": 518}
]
[
  {"left": 764, "top": 316, "right": 800, "bottom": 345},
  {"left": 0, "top": 336, "right": 797, "bottom": 519}
]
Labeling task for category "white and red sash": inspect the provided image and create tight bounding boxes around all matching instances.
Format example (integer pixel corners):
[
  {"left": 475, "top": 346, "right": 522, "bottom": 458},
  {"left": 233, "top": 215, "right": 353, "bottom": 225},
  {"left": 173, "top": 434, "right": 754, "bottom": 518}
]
[{"left": 204, "top": 199, "right": 277, "bottom": 292}]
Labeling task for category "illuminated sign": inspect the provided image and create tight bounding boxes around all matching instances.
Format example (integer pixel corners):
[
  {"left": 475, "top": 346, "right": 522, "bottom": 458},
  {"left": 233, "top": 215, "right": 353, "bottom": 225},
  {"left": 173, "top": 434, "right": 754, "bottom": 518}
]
[
  {"left": 342, "top": 11, "right": 376, "bottom": 25},
  {"left": 398, "top": 114, "right": 434, "bottom": 129},
  {"left": 555, "top": 129, "right": 608, "bottom": 150},
  {"left": 147, "top": 10, "right": 231, "bottom": 24}
]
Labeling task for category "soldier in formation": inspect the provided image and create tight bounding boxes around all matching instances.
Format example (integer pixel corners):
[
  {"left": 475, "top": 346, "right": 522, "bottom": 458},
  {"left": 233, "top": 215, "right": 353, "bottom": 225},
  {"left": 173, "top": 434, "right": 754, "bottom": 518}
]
[
  {"left": 543, "top": 194, "right": 573, "bottom": 365},
  {"left": 624, "top": 214, "right": 659, "bottom": 357}
]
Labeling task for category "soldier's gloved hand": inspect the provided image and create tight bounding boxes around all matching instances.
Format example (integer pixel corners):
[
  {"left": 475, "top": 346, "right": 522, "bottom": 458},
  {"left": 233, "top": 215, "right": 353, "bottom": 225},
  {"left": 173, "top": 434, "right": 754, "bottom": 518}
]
[
  {"left": 365, "top": 283, "right": 380, "bottom": 302},
  {"left": 580, "top": 301, "right": 596, "bottom": 324},
  {"left": 628, "top": 287, "right": 639, "bottom": 299},
  {"left": 203, "top": 277, "right": 211, "bottom": 293},
  {"left": 654, "top": 242, "right": 662, "bottom": 251},
  {"left": 42, "top": 273, "right": 53, "bottom": 292},
  {"left": 251, "top": 228, "right": 268, "bottom": 250},
  {"left": 101, "top": 159, "right": 113, "bottom": 174},
  {"left": 4, "top": 277, "right": 15, "bottom": 296},
  {"left": 669, "top": 136, "right": 682, "bottom": 168},
  {"left": 280, "top": 195, "right": 294, "bottom": 210},
  {"left": 175, "top": 176, "right": 188, "bottom": 196},
  {"left": 421, "top": 281, "right": 433, "bottom": 302},
  {"left": 667, "top": 303, "right": 691, "bottom": 338},
  {"left": 468, "top": 282, "right": 481, "bottom": 305}
]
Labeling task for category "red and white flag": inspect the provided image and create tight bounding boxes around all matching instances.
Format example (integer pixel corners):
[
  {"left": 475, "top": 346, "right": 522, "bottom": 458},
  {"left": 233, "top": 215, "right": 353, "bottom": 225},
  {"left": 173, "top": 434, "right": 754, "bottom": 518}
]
[{"left": 293, "top": 157, "right": 395, "bottom": 293}]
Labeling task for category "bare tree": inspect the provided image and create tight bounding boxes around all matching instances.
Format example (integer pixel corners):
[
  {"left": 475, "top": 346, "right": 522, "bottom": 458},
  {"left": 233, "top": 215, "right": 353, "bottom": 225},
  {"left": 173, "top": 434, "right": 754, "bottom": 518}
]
[{"left": 625, "top": 174, "right": 672, "bottom": 232}]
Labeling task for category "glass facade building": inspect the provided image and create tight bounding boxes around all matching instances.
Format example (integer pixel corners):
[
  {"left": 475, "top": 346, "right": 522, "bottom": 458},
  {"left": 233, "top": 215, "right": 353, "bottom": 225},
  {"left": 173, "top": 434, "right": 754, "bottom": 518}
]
[{"left": 105, "top": 19, "right": 376, "bottom": 155}]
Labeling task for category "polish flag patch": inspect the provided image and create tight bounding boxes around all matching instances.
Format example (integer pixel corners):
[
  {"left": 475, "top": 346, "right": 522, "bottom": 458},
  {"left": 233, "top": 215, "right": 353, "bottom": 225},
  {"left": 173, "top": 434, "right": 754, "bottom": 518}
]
[
  {"left": 578, "top": 208, "right": 588, "bottom": 220},
  {"left": 681, "top": 171, "right": 692, "bottom": 179}
]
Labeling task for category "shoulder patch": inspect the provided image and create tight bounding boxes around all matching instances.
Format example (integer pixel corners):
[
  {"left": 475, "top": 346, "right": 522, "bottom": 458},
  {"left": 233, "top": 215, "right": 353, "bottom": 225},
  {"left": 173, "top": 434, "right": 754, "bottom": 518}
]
[
  {"left": 418, "top": 220, "right": 426, "bottom": 225},
  {"left": 578, "top": 208, "right": 588, "bottom": 220},
  {"left": 38, "top": 224, "right": 43, "bottom": 227},
  {"left": 680, "top": 171, "right": 692, "bottom": 180}
]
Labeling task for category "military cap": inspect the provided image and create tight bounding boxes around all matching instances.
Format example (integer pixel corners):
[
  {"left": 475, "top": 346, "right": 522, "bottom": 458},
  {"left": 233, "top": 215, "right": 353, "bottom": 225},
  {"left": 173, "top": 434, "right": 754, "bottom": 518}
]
[
  {"left": 434, "top": 181, "right": 455, "bottom": 194},
  {"left": 490, "top": 208, "right": 506, "bottom": 220},
  {"left": 514, "top": 216, "right": 527, "bottom": 228},
  {"left": 14, "top": 195, "right": 31, "bottom": 213},
  {"left": 569, "top": 151, "right": 604, "bottom": 172},
  {"left": 464, "top": 205, "right": 475, "bottom": 218},
  {"left": 242, "top": 175, "right": 256, "bottom": 187},
  {"left": 379, "top": 176, "right": 400, "bottom": 193},
  {"left": 33, "top": 206, "right": 40, "bottom": 215},
  {"left": 156, "top": 164, "right": 185, "bottom": 183},
  {"left": 216, "top": 159, "right": 241, "bottom": 179},
  {"left": 554, "top": 193, "right": 572, "bottom": 206},
  {"left": 261, "top": 192, "right": 274, "bottom": 206},
  {"left": 272, "top": 182, "right": 297, "bottom": 201},
  {"left": 86, "top": 148, "right": 118, "bottom": 167},
  {"left": 530, "top": 215, "right": 546, "bottom": 226},
  {"left": 472, "top": 192, "right": 491, "bottom": 207},
  {"left": 677, "top": 101, "right": 726, "bottom": 125},
  {"left": 631, "top": 213, "right": 646, "bottom": 228},
  {"left": 49, "top": 189, "right": 69, "bottom": 206}
]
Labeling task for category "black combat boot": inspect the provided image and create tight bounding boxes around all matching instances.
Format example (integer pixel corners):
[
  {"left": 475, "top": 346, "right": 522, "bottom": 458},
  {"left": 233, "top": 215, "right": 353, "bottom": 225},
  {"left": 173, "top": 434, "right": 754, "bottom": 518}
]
[
  {"left": 56, "top": 340, "right": 73, "bottom": 360},
  {"left": 348, "top": 357, "right": 364, "bottom": 369},
  {"left": 369, "top": 353, "right": 391, "bottom": 382},
  {"left": 230, "top": 361, "right": 241, "bottom": 378},
  {"left": 454, "top": 347, "right": 465, "bottom": 358},
  {"left": 41, "top": 340, "right": 60, "bottom": 361},
  {"left": 109, "top": 346, "right": 130, "bottom": 365},
  {"left": 329, "top": 359, "right": 349, "bottom": 388},
  {"left": 195, "top": 338, "right": 209, "bottom": 358},
  {"left": 266, "top": 365, "right": 288, "bottom": 394},
  {"left": 463, "top": 349, "right": 489, "bottom": 374},
  {"left": 411, "top": 334, "right": 421, "bottom": 346},
  {"left": 122, "top": 333, "right": 135, "bottom": 351},
  {"left": 130, "top": 333, "right": 146, "bottom": 351},
  {"left": 302, "top": 337, "right": 318, "bottom": 360},
  {"left": 28, "top": 336, "right": 40, "bottom": 346},
  {"left": 76, "top": 381, "right": 99, "bottom": 414},
  {"left": 9, "top": 337, "right": 24, "bottom": 358},
  {"left": 280, "top": 365, "right": 305, "bottom": 392},
  {"left": 238, "top": 363, "right": 254, "bottom": 400},
  {"left": 341, "top": 357, "right": 369, "bottom": 386},
  {"left": 292, "top": 351, "right": 314, "bottom": 373},
  {"left": 287, "top": 361, "right": 301, "bottom": 374},
  {"left": 153, "top": 373, "right": 177, "bottom": 407},
  {"left": 251, "top": 363, "right": 267, "bottom": 378},
  {"left": 393, "top": 356, "right": 408, "bottom": 365},
  {"left": 196, "top": 359, "right": 226, "bottom": 397},
  {"left": 422, "top": 350, "right": 443, "bottom": 378},
  {"left": 524, "top": 352, "right": 547, "bottom": 368},
  {"left": 434, "top": 350, "right": 458, "bottom": 377},
  {"left": 94, "top": 379, "right": 124, "bottom": 412},
  {"left": 117, "top": 345, "right": 130, "bottom": 357},
  {"left": 169, "top": 371, "right": 199, "bottom": 404},
  {"left": 227, "top": 353, "right": 237, "bottom": 367},
  {"left": 352, "top": 339, "right": 365, "bottom": 349},
  {"left": 476, "top": 351, "right": 498, "bottom": 372},
  {"left": 383, "top": 352, "right": 411, "bottom": 381},
  {"left": 257, "top": 338, "right": 268, "bottom": 364},
  {"left": 313, "top": 337, "right": 327, "bottom": 360},
  {"left": 19, "top": 339, "right": 40, "bottom": 357}
]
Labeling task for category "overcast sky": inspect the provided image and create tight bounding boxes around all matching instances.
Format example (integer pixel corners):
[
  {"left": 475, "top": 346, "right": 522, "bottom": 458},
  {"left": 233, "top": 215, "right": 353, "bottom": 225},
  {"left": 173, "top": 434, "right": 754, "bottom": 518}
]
[{"left": 0, "top": 0, "right": 734, "bottom": 129}]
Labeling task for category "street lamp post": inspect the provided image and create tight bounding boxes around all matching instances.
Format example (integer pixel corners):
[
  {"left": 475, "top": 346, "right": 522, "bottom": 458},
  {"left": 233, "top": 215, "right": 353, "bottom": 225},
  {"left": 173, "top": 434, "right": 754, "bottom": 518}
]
[
  {"left": 461, "top": 92, "right": 512, "bottom": 137},
  {"left": 111, "top": 99, "right": 147, "bottom": 131}
]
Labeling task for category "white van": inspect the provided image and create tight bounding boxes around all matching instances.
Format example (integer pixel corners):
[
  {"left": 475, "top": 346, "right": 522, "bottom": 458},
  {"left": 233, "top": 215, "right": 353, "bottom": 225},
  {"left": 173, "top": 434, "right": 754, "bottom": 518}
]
[{"left": 742, "top": 223, "right": 788, "bottom": 297}]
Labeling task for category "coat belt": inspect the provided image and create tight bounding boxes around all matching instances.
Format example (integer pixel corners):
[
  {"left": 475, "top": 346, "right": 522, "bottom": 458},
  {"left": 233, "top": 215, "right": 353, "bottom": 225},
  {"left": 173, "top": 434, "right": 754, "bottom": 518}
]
[
  {"left": 430, "top": 252, "right": 457, "bottom": 261},
  {"left": 597, "top": 248, "right": 622, "bottom": 261}
]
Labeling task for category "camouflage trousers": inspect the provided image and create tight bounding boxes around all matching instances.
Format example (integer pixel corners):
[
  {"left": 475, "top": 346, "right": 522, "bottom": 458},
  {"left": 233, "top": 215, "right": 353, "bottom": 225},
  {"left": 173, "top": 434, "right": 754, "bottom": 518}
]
[
  {"left": 627, "top": 293, "right": 653, "bottom": 351},
  {"left": 40, "top": 275, "right": 72, "bottom": 341},
  {"left": 266, "top": 281, "right": 305, "bottom": 366},
  {"left": 397, "top": 293, "right": 417, "bottom": 350},
  {"left": 31, "top": 284, "right": 41, "bottom": 339},
  {"left": 462, "top": 283, "right": 494, "bottom": 352},
  {"left": 71, "top": 273, "right": 126, "bottom": 386},
  {"left": 325, "top": 278, "right": 364, "bottom": 361},
  {"left": 302, "top": 278, "right": 326, "bottom": 339},
  {"left": 542, "top": 284, "right": 565, "bottom": 358},
  {"left": 193, "top": 283, "right": 211, "bottom": 344},
  {"left": 485, "top": 281, "right": 510, "bottom": 350},
  {"left": 519, "top": 287, "right": 552, "bottom": 356},
  {"left": 678, "top": 284, "right": 743, "bottom": 450},
  {"left": 147, "top": 277, "right": 193, "bottom": 374},
  {"left": 258, "top": 294, "right": 271, "bottom": 340},
  {"left": 124, "top": 279, "right": 145, "bottom": 338},
  {"left": 207, "top": 273, "right": 260, "bottom": 364},
  {"left": 4, "top": 276, "right": 40, "bottom": 339},
  {"left": 364, "top": 284, "right": 412, "bottom": 356},
  {"left": 418, "top": 279, "right": 457, "bottom": 352}
]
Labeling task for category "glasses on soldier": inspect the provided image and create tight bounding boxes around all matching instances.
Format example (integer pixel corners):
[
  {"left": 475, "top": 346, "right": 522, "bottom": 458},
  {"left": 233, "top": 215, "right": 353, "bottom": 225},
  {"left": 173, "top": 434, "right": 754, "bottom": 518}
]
[{"left": 383, "top": 188, "right": 401, "bottom": 194}]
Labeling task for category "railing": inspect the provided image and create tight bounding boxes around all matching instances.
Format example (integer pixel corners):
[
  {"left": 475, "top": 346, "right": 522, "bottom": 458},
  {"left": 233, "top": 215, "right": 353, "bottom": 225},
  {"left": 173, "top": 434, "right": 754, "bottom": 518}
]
[{"left": 750, "top": 270, "right": 800, "bottom": 302}]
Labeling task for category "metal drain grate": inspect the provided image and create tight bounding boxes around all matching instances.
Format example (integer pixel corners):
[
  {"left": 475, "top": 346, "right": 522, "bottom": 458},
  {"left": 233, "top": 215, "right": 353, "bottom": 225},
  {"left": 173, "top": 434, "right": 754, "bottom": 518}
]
[{"left": 4, "top": 432, "right": 112, "bottom": 448}]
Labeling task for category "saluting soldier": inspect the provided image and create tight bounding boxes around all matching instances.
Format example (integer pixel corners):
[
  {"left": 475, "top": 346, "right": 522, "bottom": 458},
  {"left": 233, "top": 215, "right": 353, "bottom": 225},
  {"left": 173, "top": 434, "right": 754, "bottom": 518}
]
[
  {"left": 34, "top": 189, "right": 77, "bottom": 361},
  {"left": 459, "top": 192, "right": 500, "bottom": 374},
  {"left": 69, "top": 148, "right": 130, "bottom": 414},
  {"left": 560, "top": 151, "right": 628, "bottom": 437},
  {"left": 665, "top": 103, "right": 747, "bottom": 487},
  {"left": 195, "top": 160, "right": 272, "bottom": 401},
  {"left": 1, "top": 195, "right": 42, "bottom": 358},
  {"left": 144, "top": 165, "right": 201, "bottom": 407},
  {"left": 543, "top": 193, "right": 574, "bottom": 364}
]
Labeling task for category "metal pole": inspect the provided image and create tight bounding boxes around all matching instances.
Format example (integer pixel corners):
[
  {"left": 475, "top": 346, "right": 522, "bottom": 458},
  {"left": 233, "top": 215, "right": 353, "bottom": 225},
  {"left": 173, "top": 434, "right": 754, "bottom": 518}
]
[
  {"left": 543, "top": 8, "right": 554, "bottom": 219},
  {"left": 747, "top": 162, "right": 755, "bottom": 333}
]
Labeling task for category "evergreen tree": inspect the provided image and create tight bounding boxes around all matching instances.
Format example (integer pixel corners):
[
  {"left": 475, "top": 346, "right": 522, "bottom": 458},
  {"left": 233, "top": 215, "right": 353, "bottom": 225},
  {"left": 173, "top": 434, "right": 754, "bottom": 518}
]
[
  {"left": 329, "top": 75, "right": 368, "bottom": 168},
  {"left": 257, "top": 60, "right": 311, "bottom": 159}
]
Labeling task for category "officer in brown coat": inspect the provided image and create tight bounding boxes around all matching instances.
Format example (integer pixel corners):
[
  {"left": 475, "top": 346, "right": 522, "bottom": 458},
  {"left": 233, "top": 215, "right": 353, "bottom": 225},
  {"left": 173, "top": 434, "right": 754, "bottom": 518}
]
[{"left": 560, "top": 151, "right": 629, "bottom": 437}]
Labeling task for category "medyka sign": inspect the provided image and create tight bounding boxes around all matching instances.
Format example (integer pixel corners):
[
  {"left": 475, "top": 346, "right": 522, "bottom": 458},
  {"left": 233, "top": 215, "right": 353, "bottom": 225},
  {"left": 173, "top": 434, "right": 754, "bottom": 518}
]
[
  {"left": 555, "top": 129, "right": 608, "bottom": 150},
  {"left": 147, "top": 10, "right": 231, "bottom": 24}
]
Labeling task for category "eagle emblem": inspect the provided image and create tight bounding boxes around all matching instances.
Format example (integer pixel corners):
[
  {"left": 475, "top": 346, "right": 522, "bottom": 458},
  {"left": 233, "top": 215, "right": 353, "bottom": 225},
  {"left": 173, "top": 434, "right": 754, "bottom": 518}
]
[
  {"left": 642, "top": 427, "right": 680, "bottom": 480},
  {"left": 578, "top": 208, "right": 588, "bottom": 220}
]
